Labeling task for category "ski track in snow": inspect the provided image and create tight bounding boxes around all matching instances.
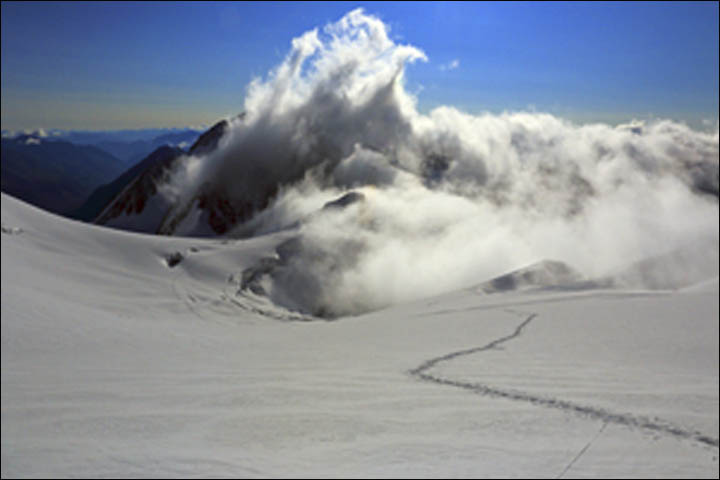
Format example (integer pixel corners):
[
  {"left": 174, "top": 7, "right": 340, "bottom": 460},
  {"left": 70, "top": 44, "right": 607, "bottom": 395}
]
[
  {"left": 409, "top": 310, "right": 720, "bottom": 452},
  {"left": 556, "top": 422, "right": 608, "bottom": 479},
  {"left": 164, "top": 243, "right": 718, "bottom": 454}
]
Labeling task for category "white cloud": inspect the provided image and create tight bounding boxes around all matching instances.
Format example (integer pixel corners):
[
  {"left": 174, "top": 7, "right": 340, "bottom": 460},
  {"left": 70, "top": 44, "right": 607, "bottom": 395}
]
[
  {"left": 163, "top": 9, "right": 718, "bottom": 317},
  {"left": 23, "top": 128, "right": 48, "bottom": 137},
  {"left": 439, "top": 59, "right": 460, "bottom": 71}
]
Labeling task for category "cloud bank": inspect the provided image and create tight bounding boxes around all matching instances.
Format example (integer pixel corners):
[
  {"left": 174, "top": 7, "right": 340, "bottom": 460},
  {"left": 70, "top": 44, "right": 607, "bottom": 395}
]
[{"left": 165, "top": 8, "right": 719, "bottom": 317}]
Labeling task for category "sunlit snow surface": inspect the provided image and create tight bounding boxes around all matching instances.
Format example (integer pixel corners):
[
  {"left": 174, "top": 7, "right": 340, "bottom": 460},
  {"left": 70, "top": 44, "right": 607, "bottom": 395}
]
[{"left": 2, "top": 193, "right": 718, "bottom": 478}]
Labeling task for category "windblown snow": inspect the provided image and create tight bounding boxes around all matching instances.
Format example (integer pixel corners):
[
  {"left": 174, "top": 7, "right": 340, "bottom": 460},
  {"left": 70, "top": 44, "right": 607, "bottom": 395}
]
[{"left": 150, "top": 9, "right": 719, "bottom": 317}]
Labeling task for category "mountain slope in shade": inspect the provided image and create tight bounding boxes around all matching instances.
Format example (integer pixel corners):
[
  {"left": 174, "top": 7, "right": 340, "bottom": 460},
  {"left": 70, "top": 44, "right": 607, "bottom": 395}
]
[
  {"left": 1, "top": 135, "right": 126, "bottom": 217},
  {"left": 92, "top": 115, "right": 254, "bottom": 236},
  {"left": 71, "top": 146, "right": 185, "bottom": 223},
  {"left": 92, "top": 146, "right": 186, "bottom": 233}
]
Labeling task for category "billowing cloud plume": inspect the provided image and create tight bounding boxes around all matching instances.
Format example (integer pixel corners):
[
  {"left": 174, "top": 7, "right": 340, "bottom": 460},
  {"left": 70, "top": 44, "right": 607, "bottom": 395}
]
[{"left": 164, "top": 8, "right": 719, "bottom": 317}]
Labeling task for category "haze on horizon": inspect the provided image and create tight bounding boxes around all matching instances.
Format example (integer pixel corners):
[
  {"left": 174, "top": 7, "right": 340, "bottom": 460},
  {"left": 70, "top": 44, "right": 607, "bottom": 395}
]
[{"left": 1, "top": 1, "right": 718, "bottom": 132}]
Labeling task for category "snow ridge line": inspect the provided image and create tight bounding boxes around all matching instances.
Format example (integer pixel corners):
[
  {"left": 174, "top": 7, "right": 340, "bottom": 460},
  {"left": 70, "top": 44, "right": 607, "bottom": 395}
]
[{"left": 409, "top": 312, "right": 719, "bottom": 449}]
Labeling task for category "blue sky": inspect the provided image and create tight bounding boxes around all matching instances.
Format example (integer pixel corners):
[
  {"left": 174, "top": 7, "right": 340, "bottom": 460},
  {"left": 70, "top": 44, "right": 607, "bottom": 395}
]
[{"left": 1, "top": 1, "right": 718, "bottom": 131}]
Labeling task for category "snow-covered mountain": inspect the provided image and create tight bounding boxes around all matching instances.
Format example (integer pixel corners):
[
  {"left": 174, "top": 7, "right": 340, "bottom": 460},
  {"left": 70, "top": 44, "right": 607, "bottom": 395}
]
[{"left": 91, "top": 116, "right": 249, "bottom": 235}]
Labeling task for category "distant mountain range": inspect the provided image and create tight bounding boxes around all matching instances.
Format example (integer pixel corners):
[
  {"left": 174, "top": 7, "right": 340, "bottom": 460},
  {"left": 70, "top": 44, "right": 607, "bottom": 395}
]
[
  {"left": 1, "top": 135, "right": 127, "bottom": 217},
  {"left": 88, "top": 129, "right": 202, "bottom": 165},
  {"left": 1, "top": 128, "right": 203, "bottom": 220}
]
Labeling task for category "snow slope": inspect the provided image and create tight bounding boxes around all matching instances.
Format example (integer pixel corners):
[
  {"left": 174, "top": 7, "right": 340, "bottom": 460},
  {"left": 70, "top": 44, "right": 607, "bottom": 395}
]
[{"left": 2, "top": 193, "right": 718, "bottom": 478}]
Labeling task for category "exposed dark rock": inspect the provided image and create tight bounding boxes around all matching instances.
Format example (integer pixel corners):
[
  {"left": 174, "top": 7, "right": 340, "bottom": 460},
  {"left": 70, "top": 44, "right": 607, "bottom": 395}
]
[
  {"left": 421, "top": 152, "right": 451, "bottom": 184},
  {"left": 322, "top": 191, "right": 365, "bottom": 210},
  {"left": 165, "top": 251, "right": 184, "bottom": 268},
  {"left": 1, "top": 224, "right": 23, "bottom": 235}
]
